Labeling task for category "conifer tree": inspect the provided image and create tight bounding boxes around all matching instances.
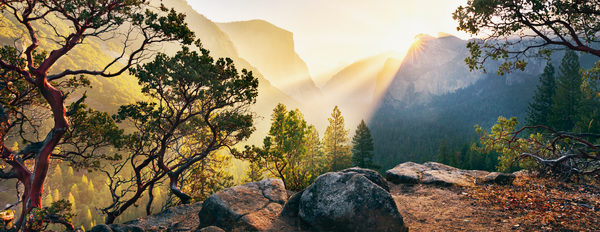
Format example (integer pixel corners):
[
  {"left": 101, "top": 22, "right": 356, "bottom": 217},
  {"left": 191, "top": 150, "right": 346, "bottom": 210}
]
[
  {"left": 68, "top": 192, "right": 76, "bottom": 210},
  {"left": 550, "top": 50, "right": 584, "bottom": 131},
  {"left": 43, "top": 192, "right": 53, "bottom": 206},
  {"left": 527, "top": 62, "right": 556, "bottom": 127},
  {"left": 244, "top": 162, "right": 265, "bottom": 183},
  {"left": 181, "top": 151, "right": 235, "bottom": 203},
  {"left": 303, "top": 125, "right": 326, "bottom": 180},
  {"left": 259, "top": 104, "right": 309, "bottom": 190},
  {"left": 323, "top": 106, "right": 352, "bottom": 171},
  {"left": 351, "top": 120, "right": 378, "bottom": 169},
  {"left": 53, "top": 189, "right": 60, "bottom": 202}
]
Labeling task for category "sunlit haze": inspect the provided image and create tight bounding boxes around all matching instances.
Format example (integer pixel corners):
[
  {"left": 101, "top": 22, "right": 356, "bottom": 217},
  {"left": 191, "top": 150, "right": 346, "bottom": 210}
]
[{"left": 186, "top": 0, "right": 471, "bottom": 79}]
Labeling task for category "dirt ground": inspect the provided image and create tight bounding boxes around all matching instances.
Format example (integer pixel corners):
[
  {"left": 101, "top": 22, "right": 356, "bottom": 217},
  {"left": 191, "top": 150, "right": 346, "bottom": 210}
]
[{"left": 391, "top": 184, "right": 524, "bottom": 232}]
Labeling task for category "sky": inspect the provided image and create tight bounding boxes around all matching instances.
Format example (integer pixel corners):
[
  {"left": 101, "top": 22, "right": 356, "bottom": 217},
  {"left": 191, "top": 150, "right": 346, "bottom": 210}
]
[{"left": 186, "top": 0, "right": 471, "bottom": 77}]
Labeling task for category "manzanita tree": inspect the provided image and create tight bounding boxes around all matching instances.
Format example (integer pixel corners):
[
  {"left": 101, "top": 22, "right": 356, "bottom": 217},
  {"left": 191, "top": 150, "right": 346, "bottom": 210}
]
[
  {"left": 0, "top": 0, "right": 193, "bottom": 230},
  {"left": 453, "top": 0, "right": 600, "bottom": 74},
  {"left": 101, "top": 42, "right": 258, "bottom": 223}
]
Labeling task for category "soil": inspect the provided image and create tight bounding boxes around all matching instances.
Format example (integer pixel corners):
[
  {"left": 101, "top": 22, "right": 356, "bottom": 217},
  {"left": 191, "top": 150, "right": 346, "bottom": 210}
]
[{"left": 390, "top": 184, "right": 522, "bottom": 232}]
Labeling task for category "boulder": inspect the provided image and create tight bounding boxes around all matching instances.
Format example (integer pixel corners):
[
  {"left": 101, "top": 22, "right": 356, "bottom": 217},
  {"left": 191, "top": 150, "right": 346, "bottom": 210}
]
[
  {"left": 280, "top": 190, "right": 303, "bottom": 218},
  {"left": 420, "top": 170, "right": 475, "bottom": 187},
  {"left": 480, "top": 172, "right": 516, "bottom": 185},
  {"left": 385, "top": 162, "right": 428, "bottom": 184},
  {"left": 341, "top": 167, "right": 390, "bottom": 191},
  {"left": 90, "top": 224, "right": 143, "bottom": 232},
  {"left": 386, "top": 162, "right": 492, "bottom": 187},
  {"left": 125, "top": 201, "right": 203, "bottom": 231},
  {"left": 90, "top": 225, "right": 113, "bottom": 232},
  {"left": 294, "top": 167, "right": 408, "bottom": 232},
  {"left": 197, "top": 226, "right": 225, "bottom": 232},
  {"left": 198, "top": 178, "right": 287, "bottom": 231},
  {"left": 111, "top": 225, "right": 144, "bottom": 232}
]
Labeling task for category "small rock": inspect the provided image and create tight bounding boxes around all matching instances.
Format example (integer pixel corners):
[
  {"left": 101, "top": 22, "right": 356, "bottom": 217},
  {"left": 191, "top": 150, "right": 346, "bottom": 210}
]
[{"left": 480, "top": 172, "right": 516, "bottom": 185}]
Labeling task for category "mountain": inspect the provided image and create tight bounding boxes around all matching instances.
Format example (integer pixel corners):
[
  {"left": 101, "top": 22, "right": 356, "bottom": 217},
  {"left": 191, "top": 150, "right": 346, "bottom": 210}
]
[
  {"left": 383, "top": 34, "right": 481, "bottom": 106},
  {"left": 217, "top": 20, "right": 322, "bottom": 102},
  {"left": 368, "top": 34, "right": 600, "bottom": 170}
]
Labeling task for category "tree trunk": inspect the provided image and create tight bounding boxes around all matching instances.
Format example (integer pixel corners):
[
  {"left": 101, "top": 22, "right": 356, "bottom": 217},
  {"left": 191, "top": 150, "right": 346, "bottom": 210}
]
[
  {"left": 21, "top": 78, "right": 68, "bottom": 231},
  {"left": 168, "top": 174, "right": 191, "bottom": 204}
]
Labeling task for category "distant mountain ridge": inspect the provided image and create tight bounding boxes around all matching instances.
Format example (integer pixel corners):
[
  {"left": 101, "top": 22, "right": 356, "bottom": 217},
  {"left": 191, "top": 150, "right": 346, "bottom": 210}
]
[{"left": 217, "top": 20, "right": 322, "bottom": 102}]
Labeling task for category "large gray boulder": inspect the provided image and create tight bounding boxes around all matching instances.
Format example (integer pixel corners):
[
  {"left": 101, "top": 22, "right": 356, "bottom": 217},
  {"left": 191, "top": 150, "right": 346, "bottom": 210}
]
[
  {"left": 290, "top": 167, "right": 408, "bottom": 232},
  {"left": 198, "top": 178, "right": 287, "bottom": 231}
]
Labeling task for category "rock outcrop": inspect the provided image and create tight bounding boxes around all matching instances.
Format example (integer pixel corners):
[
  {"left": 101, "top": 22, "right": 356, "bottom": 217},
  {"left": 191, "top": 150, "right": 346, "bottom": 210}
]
[
  {"left": 197, "top": 178, "right": 287, "bottom": 231},
  {"left": 386, "top": 162, "right": 516, "bottom": 187},
  {"left": 124, "top": 201, "right": 203, "bottom": 231},
  {"left": 282, "top": 167, "right": 408, "bottom": 232},
  {"left": 90, "top": 224, "right": 143, "bottom": 232},
  {"left": 196, "top": 226, "right": 225, "bottom": 232}
]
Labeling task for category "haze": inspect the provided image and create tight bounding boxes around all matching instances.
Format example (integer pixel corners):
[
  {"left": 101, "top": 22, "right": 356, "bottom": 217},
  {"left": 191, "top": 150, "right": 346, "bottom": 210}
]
[{"left": 186, "top": 0, "right": 471, "bottom": 81}]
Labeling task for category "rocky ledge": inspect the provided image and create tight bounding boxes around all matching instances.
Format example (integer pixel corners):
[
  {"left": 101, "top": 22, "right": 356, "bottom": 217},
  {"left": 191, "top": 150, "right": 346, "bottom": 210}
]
[
  {"left": 385, "top": 162, "right": 516, "bottom": 187},
  {"left": 93, "top": 163, "right": 519, "bottom": 232}
]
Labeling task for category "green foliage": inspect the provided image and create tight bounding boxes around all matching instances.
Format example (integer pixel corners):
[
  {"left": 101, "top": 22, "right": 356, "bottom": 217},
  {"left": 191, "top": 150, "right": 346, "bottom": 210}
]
[
  {"left": 104, "top": 42, "right": 259, "bottom": 222},
  {"left": 351, "top": 120, "right": 378, "bottom": 169},
  {"left": 526, "top": 62, "right": 556, "bottom": 127},
  {"left": 0, "top": 0, "right": 195, "bottom": 227},
  {"left": 255, "top": 104, "right": 310, "bottom": 190},
  {"left": 182, "top": 151, "right": 234, "bottom": 203},
  {"left": 244, "top": 161, "right": 265, "bottom": 183},
  {"left": 245, "top": 104, "right": 329, "bottom": 190},
  {"left": 453, "top": 0, "right": 600, "bottom": 74},
  {"left": 474, "top": 117, "right": 541, "bottom": 172},
  {"left": 27, "top": 200, "right": 76, "bottom": 232},
  {"left": 323, "top": 106, "right": 352, "bottom": 171},
  {"left": 550, "top": 50, "right": 584, "bottom": 131}
]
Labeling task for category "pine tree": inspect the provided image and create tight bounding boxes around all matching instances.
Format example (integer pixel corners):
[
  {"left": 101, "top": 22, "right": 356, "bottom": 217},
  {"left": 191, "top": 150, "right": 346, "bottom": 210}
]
[
  {"left": 43, "top": 191, "right": 53, "bottom": 206},
  {"left": 260, "top": 104, "right": 310, "bottom": 190},
  {"left": 81, "top": 175, "right": 89, "bottom": 185},
  {"left": 323, "top": 106, "right": 352, "bottom": 171},
  {"left": 244, "top": 162, "right": 264, "bottom": 183},
  {"left": 303, "top": 125, "right": 326, "bottom": 180},
  {"left": 68, "top": 192, "right": 76, "bottom": 210},
  {"left": 551, "top": 50, "right": 584, "bottom": 131},
  {"left": 182, "top": 151, "right": 234, "bottom": 202},
  {"left": 527, "top": 62, "right": 556, "bottom": 127},
  {"left": 88, "top": 181, "right": 95, "bottom": 192},
  {"left": 351, "top": 120, "right": 378, "bottom": 169}
]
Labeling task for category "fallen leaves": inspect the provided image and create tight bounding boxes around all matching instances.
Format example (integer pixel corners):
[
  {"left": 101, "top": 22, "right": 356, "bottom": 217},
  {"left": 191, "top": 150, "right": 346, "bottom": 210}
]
[{"left": 469, "top": 176, "right": 600, "bottom": 231}]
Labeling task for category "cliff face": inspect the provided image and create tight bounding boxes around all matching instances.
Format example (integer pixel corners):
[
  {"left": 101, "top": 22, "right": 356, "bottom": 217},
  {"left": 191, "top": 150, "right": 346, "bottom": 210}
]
[{"left": 218, "top": 20, "right": 322, "bottom": 102}]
